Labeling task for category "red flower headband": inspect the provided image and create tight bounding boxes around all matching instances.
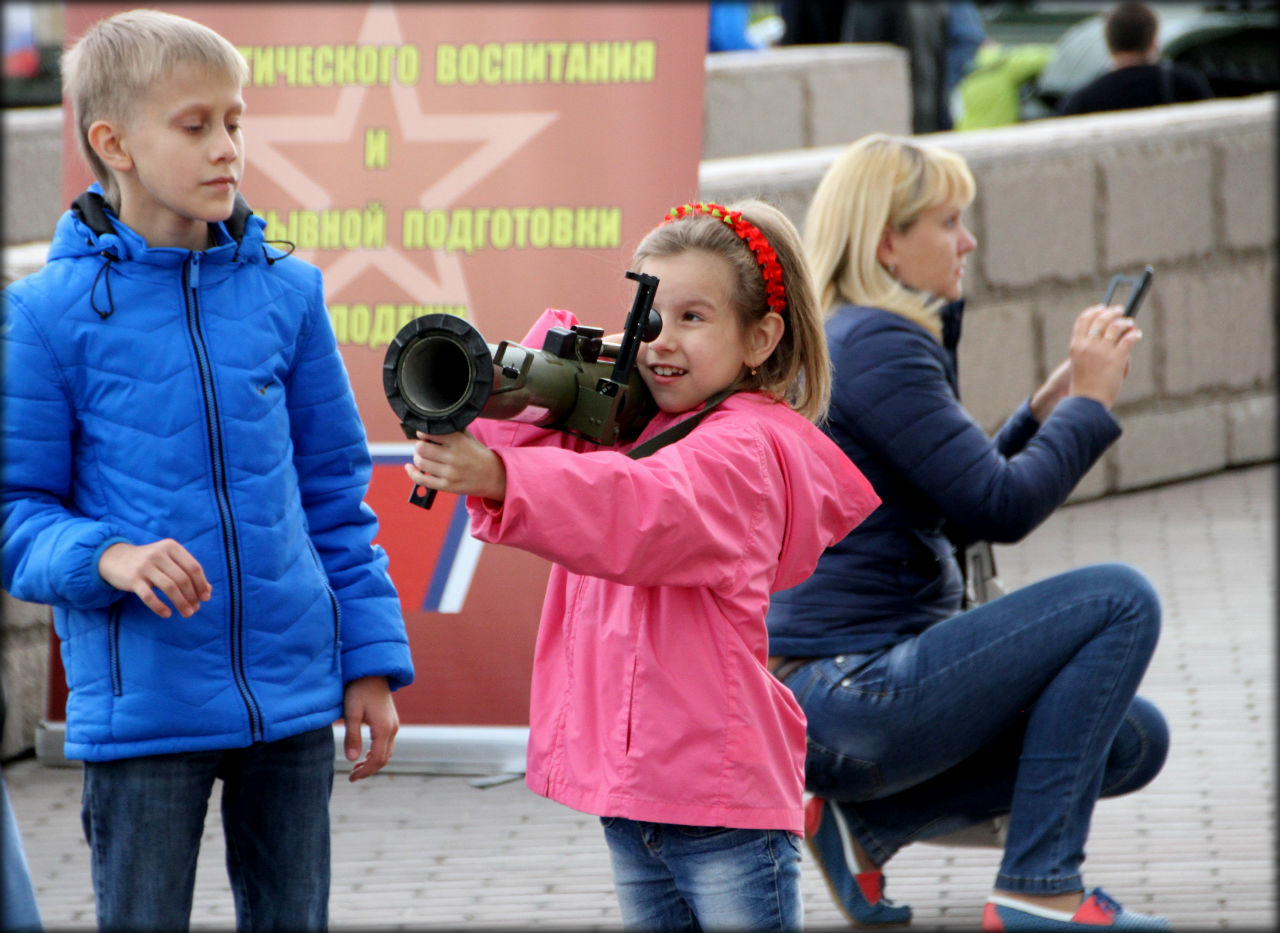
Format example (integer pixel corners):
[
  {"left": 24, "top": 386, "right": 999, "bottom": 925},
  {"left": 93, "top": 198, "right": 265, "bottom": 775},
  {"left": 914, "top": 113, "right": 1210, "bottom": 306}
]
[{"left": 660, "top": 202, "right": 787, "bottom": 315}]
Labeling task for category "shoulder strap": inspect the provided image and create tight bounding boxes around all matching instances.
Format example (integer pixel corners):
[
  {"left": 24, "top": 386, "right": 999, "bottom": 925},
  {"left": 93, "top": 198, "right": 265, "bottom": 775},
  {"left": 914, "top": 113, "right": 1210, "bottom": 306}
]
[{"left": 625, "top": 385, "right": 738, "bottom": 460}]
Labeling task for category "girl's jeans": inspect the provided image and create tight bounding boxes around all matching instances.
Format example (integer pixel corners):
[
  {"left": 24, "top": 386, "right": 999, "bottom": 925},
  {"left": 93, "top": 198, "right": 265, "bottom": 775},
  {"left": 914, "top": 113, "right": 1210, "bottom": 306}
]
[
  {"left": 80, "top": 724, "right": 335, "bottom": 931},
  {"left": 601, "top": 817, "right": 803, "bottom": 931},
  {"left": 781, "top": 563, "right": 1168, "bottom": 896}
]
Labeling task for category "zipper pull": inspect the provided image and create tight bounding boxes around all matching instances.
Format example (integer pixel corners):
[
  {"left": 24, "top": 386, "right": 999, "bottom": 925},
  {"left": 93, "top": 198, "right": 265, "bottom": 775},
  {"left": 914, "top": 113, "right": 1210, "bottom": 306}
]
[{"left": 189, "top": 252, "right": 201, "bottom": 289}]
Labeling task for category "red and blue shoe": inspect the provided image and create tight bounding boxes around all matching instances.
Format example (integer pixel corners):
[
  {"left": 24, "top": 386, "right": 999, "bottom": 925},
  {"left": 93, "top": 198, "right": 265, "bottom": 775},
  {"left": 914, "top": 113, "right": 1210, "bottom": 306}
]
[
  {"left": 982, "top": 888, "right": 1170, "bottom": 931},
  {"left": 804, "top": 796, "right": 912, "bottom": 928}
]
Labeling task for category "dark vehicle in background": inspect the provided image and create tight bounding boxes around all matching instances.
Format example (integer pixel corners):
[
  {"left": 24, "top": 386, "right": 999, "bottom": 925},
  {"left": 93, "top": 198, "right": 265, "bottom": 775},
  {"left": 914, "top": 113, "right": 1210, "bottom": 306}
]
[{"left": 984, "top": 1, "right": 1280, "bottom": 119}]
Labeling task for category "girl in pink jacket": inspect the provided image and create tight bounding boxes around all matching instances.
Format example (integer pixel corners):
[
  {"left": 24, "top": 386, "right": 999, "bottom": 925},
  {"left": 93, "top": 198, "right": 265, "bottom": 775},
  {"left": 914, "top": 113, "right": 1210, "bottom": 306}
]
[{"left": 406, "top": 200, "right": 879, "bottom": 930}]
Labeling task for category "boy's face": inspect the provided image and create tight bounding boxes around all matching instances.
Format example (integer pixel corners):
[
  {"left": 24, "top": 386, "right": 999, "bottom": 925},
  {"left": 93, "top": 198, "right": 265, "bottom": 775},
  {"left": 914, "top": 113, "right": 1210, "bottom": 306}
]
[{"left": 106, "top": 62, "right": 245, "bottom": 250}]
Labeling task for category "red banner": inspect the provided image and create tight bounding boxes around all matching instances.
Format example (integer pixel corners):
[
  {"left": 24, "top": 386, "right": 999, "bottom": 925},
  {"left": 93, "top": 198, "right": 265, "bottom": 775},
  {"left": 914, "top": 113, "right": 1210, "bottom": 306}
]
[{"left": 61, "top": 2, "right": 708, "bottom": 725}]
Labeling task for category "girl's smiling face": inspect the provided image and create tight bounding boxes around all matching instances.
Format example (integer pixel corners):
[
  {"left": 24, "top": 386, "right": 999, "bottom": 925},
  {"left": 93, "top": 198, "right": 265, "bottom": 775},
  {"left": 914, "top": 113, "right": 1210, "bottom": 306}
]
[{"left": 638, "top": 250, "right": 759, "bottom": 415}]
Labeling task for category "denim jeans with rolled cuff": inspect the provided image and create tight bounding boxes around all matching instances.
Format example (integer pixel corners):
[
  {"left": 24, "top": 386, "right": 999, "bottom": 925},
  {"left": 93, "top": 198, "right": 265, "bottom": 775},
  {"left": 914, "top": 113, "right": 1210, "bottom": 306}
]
[
  {"left": 80, "top": 724, "right": 335, "bottom": 931},
  {"left": 780, "top": 563, "right": 1168, "bottom": 897},
  {"left": 601, "top": 816, "right": 804, "bottom": 931}
]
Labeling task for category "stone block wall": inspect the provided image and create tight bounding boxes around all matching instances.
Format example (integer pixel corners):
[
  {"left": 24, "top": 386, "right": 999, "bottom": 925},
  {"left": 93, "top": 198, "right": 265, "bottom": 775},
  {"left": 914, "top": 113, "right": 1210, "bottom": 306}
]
[
  {"left": 2, "top": 107, "right": 63, "bottom": 247},
  {"left": 703, "top": 44, "right": 910, "bottom": 159},
  {"left": 1, "top": 593, "right": 51, "bottom": 760},
  {"left": 701, "top": 94, "right": 1277, "bottom": 502}
]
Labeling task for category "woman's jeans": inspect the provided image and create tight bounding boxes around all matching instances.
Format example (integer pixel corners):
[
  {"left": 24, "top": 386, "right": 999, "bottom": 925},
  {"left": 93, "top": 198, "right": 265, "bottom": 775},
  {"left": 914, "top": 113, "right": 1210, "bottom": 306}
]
[
  {"left": 80, "top": 724, "right": 335, "bottom": 931},
  {"left": 781, "top": 563, "right": 1169, "bottom": 896},
  {"left": 601, "top": 817, "right": 803, "bottom": 931}
]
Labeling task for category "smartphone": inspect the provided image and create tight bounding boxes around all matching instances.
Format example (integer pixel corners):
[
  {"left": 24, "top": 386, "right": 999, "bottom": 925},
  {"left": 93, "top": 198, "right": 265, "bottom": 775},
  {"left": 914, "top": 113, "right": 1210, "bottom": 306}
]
[{"left": 1103, "top": 265, "right": 1154, "bottom": 319}]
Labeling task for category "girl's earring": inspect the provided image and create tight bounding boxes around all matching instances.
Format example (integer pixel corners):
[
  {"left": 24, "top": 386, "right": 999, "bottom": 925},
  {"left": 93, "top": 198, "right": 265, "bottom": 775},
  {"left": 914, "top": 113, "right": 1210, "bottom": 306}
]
[{"left": 888, "top": 264, "right": 897, "bottom": 277}]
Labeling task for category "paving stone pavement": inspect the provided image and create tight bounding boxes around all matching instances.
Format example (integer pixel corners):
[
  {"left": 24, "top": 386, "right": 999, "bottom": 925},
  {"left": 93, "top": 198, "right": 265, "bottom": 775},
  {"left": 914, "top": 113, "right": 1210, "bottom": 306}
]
[{"left": 4, "top": 464, "right": 1274, "bottom": 931}]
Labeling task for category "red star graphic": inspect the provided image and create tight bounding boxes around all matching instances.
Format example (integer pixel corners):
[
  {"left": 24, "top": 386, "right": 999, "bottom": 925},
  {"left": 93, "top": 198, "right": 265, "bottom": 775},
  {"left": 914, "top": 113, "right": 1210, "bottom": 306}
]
[{"left": 243, "top": 4, "right": 558, "bottom": 313}]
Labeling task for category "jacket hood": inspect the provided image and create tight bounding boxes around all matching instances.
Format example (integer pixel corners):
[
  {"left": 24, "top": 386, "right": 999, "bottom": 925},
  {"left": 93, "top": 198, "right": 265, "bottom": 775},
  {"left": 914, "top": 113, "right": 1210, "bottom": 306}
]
[
  {"left": 46, "top": 184, "right": 278, "bottom": 320},
  {"left": 48, "top": 184, "right": 272, "bottom": 266}
]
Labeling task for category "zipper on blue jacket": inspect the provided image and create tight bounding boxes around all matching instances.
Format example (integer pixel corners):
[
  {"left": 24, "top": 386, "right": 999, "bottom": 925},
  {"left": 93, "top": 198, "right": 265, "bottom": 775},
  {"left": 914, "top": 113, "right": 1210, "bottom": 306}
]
[
  {"left": 108, "top": 603, "right": 123, "bottom": 697},
  {"left": 184, "top": 253, "right": 264, "bottom": 741}
]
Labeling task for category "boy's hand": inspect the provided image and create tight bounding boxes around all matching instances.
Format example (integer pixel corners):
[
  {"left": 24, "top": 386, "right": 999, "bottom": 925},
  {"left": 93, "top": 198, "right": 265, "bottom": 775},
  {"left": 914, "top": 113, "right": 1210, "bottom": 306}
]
[
  {"left": 98, "top": 540, "right": 212, "bottom": 618},
  {"left": 405, "top": 429, "right": 506, "bottom": 502},
  {"left": 342, "top": 676, "right": 399, "bottom": 782}
]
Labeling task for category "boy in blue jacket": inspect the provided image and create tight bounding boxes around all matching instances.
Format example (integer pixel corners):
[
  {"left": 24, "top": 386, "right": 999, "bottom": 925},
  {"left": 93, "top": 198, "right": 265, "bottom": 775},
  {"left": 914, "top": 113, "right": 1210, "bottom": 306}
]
[{"left": 1, "top": 10, "right": 414, "bottom": 929}]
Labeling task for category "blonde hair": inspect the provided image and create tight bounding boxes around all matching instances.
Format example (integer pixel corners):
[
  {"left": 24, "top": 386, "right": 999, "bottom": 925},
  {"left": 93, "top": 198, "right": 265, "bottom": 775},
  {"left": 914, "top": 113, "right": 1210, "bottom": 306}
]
[
  {"left": 633, "top": 199, "right": 830, "bottom": 423},
  {"left": 804, "top": 133, "right": 975, "bottom": 340},
  {"left": 62, "top": 9, "right": 249, "bottom": 210}
]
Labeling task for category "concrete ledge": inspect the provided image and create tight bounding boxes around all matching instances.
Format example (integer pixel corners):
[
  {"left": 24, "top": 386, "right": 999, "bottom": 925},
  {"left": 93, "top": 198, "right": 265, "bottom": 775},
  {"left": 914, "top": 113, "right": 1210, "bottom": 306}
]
[
  {"left": 1225, "top": 392, "right": 1278, "bottom": 466},
  {"left": 1, "top": 240, "right": 51, "bottom": 287},
  {"left": 704, "top": 44, "right": 910, "bottom": 159},
  {"left": 35, "top": 720, "right": 530, "bottom": 776},
  {"left": 1, "top": 106, "right": 63, "bottom": 245},
  {"left": 1114, "top": 402, "right": 1231, "bottom": 489},
  {"left": 1, "top": 593, "right": 51, "bottom": 760}
]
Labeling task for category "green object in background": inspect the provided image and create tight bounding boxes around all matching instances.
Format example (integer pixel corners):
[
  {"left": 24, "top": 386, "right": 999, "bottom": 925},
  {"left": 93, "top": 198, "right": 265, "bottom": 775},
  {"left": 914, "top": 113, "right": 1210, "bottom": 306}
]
[{"left": 954, "top": 41, "right": 1056, "bottom": 130}]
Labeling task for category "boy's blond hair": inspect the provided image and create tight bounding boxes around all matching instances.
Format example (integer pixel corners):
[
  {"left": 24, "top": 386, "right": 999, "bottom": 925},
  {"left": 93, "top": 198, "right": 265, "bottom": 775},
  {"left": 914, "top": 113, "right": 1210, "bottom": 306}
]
[
  {"left": 634, "top": 198, "right": 831, "bottom": 423},
  {"left": 804, "top": 133, "right": 975, "bottom": 340},
  {"left": 62, "top": 9, "right": 249, "bottom": 210}
]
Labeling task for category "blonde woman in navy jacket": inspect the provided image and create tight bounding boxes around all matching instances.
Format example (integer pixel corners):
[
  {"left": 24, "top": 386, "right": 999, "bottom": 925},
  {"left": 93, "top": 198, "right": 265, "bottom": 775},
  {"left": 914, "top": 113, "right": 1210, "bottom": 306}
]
[{"left": 766, "top": 134, "right": 1170, "bottom": 932}]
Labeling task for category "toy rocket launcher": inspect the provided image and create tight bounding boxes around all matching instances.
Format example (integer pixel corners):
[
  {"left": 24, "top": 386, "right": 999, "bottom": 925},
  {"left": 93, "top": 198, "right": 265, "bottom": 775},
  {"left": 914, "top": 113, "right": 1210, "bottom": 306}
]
[{"left": 384, "top": 270, "right": 662, "bottom": 509}]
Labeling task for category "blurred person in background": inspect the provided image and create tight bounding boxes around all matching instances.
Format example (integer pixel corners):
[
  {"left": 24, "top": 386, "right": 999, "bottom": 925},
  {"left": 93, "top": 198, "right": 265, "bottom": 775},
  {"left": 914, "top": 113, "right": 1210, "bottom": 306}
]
[
  {"left": 709, "top": 2, "right": 763, "bottom": 51},
  {"left": 779, "top": 1, "right": 952, "bottom": 133},
  {"left": 1059, "top": 1, "right": 1212, "bottom": 116},
  {"left": 944, "top": 1, "right": 987, "bottom": 115}
]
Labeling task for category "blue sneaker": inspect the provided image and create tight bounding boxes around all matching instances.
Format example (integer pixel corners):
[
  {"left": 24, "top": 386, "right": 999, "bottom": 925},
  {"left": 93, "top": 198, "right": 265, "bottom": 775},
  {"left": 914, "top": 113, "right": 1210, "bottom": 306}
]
[
  {"left": 982, "top": 888, "right": 1170, "bottom": 931},
  {"left": 804, "top": 796, "right": 912, "bottom": 928}
]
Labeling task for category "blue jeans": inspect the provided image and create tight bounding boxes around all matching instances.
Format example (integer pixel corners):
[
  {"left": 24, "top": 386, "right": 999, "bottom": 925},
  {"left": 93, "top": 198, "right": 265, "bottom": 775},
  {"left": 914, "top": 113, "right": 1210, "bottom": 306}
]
[
  {"left": 80, "top": 725, "right": 335, "bottom": 931},
  {"left": 782, "top": 563, "right": 1168, "bottom": 897},
  {"left": 601, "top": 817, "right": 803, "bottom": 931}
]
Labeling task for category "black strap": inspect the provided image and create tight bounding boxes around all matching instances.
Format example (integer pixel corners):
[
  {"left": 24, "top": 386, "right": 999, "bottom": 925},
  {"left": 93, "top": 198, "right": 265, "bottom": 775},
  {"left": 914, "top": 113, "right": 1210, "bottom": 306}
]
[
  {"left": 769, "top": 657, "right": 814, "bottom": 683},
  {"left": 625, "top": 385, "right": 738, "bottom": 460}
]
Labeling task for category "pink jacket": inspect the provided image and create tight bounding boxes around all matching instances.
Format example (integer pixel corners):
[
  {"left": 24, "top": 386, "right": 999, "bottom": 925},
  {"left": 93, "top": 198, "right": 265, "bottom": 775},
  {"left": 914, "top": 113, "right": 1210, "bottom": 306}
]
[{"left": 468, "top": 311, "right": 879, "bottom": 833}]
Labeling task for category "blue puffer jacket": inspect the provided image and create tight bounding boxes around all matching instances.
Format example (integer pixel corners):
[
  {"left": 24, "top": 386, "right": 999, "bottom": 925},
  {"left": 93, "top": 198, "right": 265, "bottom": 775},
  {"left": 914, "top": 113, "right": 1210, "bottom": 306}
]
[
  {"left": 1, "top": 188, "right": 414, "bottom": 761},
  {"left": 768, "top": 302, "right": 1121, "bottom": 657}
]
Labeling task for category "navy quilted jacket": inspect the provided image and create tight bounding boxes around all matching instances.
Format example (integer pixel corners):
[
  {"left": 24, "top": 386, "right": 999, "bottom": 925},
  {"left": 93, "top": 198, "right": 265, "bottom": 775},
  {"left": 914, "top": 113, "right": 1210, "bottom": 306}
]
[
  {"left": 1, "top": 188, "right": 413, "bottom": 761},
  {"left": 768, "top": 303, "right": 1120, "bottom": 656}
]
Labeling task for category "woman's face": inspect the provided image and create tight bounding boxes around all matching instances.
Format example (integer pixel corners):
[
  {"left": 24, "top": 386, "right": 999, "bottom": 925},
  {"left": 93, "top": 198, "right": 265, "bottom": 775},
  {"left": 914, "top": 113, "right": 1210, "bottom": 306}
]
[{"left": 877, "top": 199, "right": 977, "bottom": 302}]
